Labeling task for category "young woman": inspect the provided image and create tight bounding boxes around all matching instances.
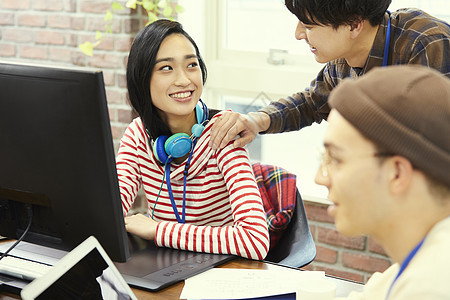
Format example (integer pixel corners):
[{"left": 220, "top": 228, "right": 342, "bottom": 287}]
[{"left": 117, "top": 19, "right": 270, "bottom": 260}]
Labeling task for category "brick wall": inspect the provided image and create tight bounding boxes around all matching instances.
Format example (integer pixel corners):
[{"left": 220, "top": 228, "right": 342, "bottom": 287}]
[
  {"left": 0, "top": 0, "right": 392, "bottom": 284},
  {"left": 302, "top": 201, "right": 392, "bottom": 283},
  {"left": 0, "top": 0, "right": 143, "bottom": 152}
]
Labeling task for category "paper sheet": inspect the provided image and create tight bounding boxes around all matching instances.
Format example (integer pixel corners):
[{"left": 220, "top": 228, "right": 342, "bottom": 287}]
[{"left": 180, "top": 268, "right": 325, "bottom": 299}]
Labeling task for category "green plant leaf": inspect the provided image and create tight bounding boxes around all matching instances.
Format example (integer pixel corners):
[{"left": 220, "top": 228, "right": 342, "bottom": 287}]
[
  {"left": 112, "top": 1, "right": 124, "bottom": 11},
  {"left": 126, "top": 0, "right": 137, "bottom": 9},
  {"left": 157, "top": 0, "right": 167, "bottom": 9},
  {"left": 147, "top": 11, "right": 158, "bottom": 23},
  {"left": 163, "top": 5, "right": 172, "bottom": 17},
  {"left": 175, "top": 4, "right": 184, "bottom": 14},
  {"left": 95, "top": 30, "right": 103, "bottom": 40},
  {"left": 142, "top": 0, "right": 155, "bottom": 11},
  {"left": 79, "top": 41, "right": 94, "bottom": 57},
  {"left": 104, "top": 10, "right": 113, "bottom": 21}
]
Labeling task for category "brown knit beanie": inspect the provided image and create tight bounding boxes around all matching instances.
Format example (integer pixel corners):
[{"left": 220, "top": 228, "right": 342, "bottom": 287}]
[{"left": 329, "top": 65, "right": 450, "bottom": 187}]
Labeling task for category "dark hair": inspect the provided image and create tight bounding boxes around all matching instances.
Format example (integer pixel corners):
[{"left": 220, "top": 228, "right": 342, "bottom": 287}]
[
  {"left": 126, "top": 19, "right": 207, "bottom": 139},
  {"left": 284, "top": 0, "right": 391, "bottom": 28}
]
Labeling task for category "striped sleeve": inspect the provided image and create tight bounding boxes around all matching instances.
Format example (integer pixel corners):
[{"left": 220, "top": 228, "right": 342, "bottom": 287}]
[{"left": 116, "top": 120, "right": 145, "bottom": 216}]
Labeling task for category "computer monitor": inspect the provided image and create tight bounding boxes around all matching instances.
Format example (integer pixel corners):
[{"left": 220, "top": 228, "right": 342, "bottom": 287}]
[{"left": 0, "top": 61, "right": 130, "bottom": 262}]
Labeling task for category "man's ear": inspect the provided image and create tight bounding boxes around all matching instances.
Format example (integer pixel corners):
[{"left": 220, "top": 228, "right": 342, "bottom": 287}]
[
  {"left": 349, "top": 19, "right": 364, "bottom": 39},
  {"left": 389, "top": 156, "right": 414, "bottom": 195}
]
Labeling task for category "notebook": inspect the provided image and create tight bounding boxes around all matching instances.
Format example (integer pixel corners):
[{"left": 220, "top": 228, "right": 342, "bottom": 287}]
[{"left": 20, "top": 236, "right": 137, "bottom": 300}]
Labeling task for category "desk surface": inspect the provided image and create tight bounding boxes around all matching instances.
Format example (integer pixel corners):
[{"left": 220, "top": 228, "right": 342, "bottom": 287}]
[
  {"left": 132, "top": 258, "right": 363, "bottom": 300},
  {"left": 0, "top": 256, "right": 363, "bottom": 300}
]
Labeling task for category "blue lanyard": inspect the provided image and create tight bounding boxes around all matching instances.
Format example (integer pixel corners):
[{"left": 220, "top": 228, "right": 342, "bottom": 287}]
[
  {"left": 385, "top": 237, "right": 425, "bottom": 299},
  {"left": 165, "top": 139, "right": 196, "bottom": 224},
  {"left": 382, "top": 11, "right": 392, "bottom": 67}
]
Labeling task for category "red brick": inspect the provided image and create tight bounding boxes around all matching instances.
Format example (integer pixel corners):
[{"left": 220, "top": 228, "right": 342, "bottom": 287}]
[
  {"left": 19, "top": 45, "right": 47, "bottom": 60},
  {"left": 313, "top": 266, "right": 364, "bottom": 283},
  {"left": 2, "top": 0, "right": 31, "bottom": 10},
  {"left": 315, "top": 245, "right": 337, "bottom": 264},
  {"left": 105, "top": 89, "right": 122, "bottom": 104},
  {"left": 96, "top": 36, "right": 114, "bottom": 51},
  {"left": 35, "top": 31, "right": 65, "bottom": 45},
  {"left": 48, "top": 15, "right": 71, "bottom": 29},
  {"left": 18, "top": 14, "right": 47, "bottom": 27},
  {"left": 0, "top": 44, "right": 16, "bottom": 57},
  {"left": 115, "top": 6, "right": 134, "bottom": 16},
  {"left": 3, "top": 29, "right": 34, "bottom": 43},
  {"left": 304, "top": 203, "right": 334, "bottom": 223},
  {"left": 342, "top": 252, "right": 391, "bottom": 274},
  {"left": 111, "top": 124, "right": 125, "bottom": 140},
  {"left": 80, "top": 1, "right": 113, "bottom": 14},
  {"left": 87, "top": 17, "right": 121, "bottom": 33},
  {"left": 368, "top": 237, "right": 388, "bottom": 256},
  {"left": 71, "top": 17, "right": 85, "bottom": 30},
  {"left": 65, "top": 33, "right": 77, "bottom": 47},
  {"left": 71, "top": 51, "right": 87, "bottom": 66},
  {"left": 32, "top": 0, "right": 64, "bottom": 11},
  {"left": 309, "top": 224, "right": 316, "bottom": 240},
  {"left": 88, "top": 53, "right": 123, "bottom": 69},
  {"left": 64, "top": 0, "right": 76, "bottom": 12},
  {"left": 117, "top": 73, "right": 127, "bottom": 88},
  {"left": 123, "top": 18, "right": 140, "bottom": 34},
  {"left": 122, "top": 55, "right": 129, "bottom": 69},
  {"left": 108, "top": 108, "right": 116, "bottom": 122},
  {"left": 115, "top": 36, "right": 133, "bottom": 52},
  {"left": 317, "top": 227, "right": 366, "bottom": 250},
  {"left": 49, "top": 48, "right": 72, "bottom": 62},
  {"left": 102, "top": 71, "right": 115, "bottom": 86},
  {"left": 118, "top": 108, "right": 132, "bottom": 123},
  {"left": 0, "top": 13, "right": 15, "bottom": 25}
]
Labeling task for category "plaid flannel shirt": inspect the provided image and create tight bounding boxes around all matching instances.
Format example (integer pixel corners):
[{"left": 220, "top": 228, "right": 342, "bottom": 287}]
[{"left": 260, "top": 9, "right": 450, "bottom": 134}]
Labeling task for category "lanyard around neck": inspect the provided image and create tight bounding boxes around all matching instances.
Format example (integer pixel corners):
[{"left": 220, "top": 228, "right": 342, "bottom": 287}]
[
  {"left": 165, "top": 139, "right": 196, "bottom": 224},
  {"left": 385, "top": 237, "right": 425, "bottom": 299},
  {"left": 382, "top": 11, "right": 392, "bottom": 67}
]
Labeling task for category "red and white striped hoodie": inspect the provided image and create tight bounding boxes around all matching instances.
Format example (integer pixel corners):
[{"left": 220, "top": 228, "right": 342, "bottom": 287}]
[{"left": 117, "top": 113, "right": 270, "bottom": 260}]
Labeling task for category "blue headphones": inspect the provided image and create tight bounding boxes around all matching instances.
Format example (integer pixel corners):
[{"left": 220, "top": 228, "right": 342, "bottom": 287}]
[{"left": 153, "top": 100, "right": 208, "bottom": 164}]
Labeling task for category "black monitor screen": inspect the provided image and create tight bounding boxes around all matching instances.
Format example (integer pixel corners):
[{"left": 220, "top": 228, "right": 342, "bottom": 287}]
[{"left": 0, "top": 61, "right": 129, "bottom": 262}]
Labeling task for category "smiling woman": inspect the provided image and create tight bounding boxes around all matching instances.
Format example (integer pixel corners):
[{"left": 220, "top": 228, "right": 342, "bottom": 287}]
[{"left": 116, "top": 19, "right": 270, "bottom": 260}]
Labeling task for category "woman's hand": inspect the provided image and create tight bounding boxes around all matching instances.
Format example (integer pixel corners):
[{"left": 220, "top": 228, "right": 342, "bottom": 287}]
[
  {"left": 124, "top": 213, "right": 158, "bottom": 240},
  {"left": 209, "top": 111, "right": 270, "bottom": 149}
]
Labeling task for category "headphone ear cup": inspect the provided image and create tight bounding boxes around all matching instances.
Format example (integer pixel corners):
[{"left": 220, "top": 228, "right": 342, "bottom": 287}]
[
  {"left": 191, "top": 123, "right": 204, "bottom": 138},
  {"left": 153, "top": 136, "right": 169, "bottom": 164},
  {"left": 195, "top": 102, "right": 205, "bottom": 124},
  {"left": 165, "top": 133, "right": 192, "bottom": 158}
]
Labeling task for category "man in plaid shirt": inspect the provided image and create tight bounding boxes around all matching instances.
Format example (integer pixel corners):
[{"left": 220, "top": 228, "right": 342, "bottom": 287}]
[{"left": 210, "top": 0, "right": 450, "bottom": 150}]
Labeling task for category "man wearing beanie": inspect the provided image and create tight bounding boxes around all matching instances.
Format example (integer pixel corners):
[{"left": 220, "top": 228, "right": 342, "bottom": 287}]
[{"left": 315, "top": 65, "right": 450, "bottom": 299}]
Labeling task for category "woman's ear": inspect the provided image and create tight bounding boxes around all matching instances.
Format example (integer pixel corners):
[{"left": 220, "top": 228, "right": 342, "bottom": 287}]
[{"left": 388, "top": 156, "right": 414, "bottom": 195}]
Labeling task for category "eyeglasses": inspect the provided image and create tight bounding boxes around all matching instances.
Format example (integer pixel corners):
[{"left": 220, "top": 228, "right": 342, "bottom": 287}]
[{"left": 319, "top": 148, "right": 392, "bottom": 177}]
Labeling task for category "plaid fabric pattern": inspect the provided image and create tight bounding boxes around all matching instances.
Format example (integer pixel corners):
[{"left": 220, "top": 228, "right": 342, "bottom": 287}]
[
  {"left": 260, "top": 9, "right": 450, "bottom": 134},
  {"left": 252, "top": 163, "right": 297, "bottom": 249}
]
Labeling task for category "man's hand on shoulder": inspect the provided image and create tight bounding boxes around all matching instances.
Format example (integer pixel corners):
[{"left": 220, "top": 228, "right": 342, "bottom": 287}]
[{"left": 209, "top": 111, "right": 270, "bottom": 149}]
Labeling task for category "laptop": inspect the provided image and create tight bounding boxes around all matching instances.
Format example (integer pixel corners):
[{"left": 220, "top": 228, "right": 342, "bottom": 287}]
[
  {"left": 20, "top": 236, "right": 137, "bottom": 300},
  {"left": 0, "top": 234, "right": 235, "bottom": 294}
]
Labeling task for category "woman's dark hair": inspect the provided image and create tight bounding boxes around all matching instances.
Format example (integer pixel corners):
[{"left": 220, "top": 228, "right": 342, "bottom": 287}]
[
  {"left": 126, "top": 19, "right": 207, "bottom": 140},
  {"left": 285, "top": 0, "right": 391, "bottom": 28}
]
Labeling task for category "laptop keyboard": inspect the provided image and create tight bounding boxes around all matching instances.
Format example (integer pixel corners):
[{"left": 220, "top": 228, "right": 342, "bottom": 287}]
[{"left": 0, "top": 255, "right": 53, "bottom": 281}]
